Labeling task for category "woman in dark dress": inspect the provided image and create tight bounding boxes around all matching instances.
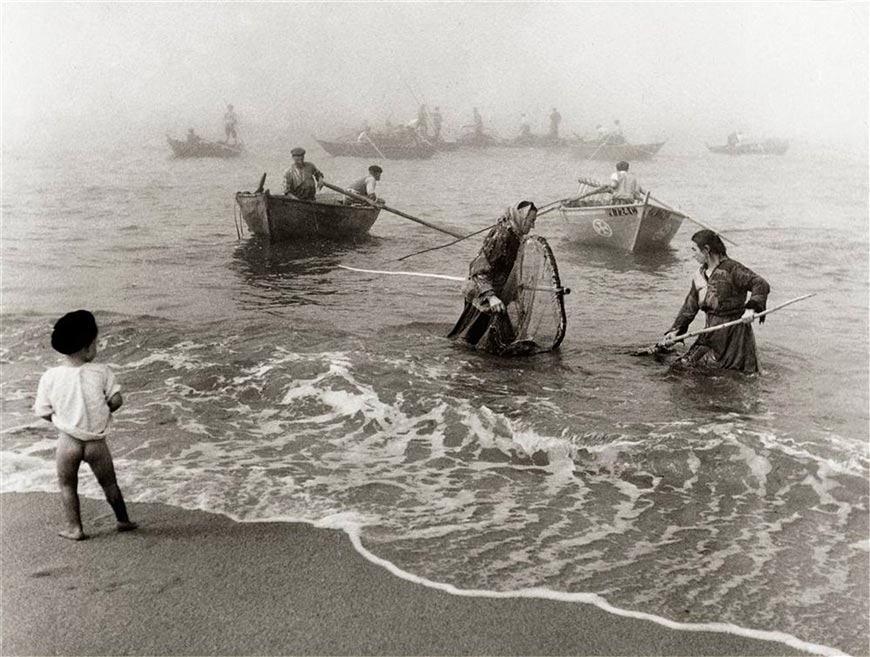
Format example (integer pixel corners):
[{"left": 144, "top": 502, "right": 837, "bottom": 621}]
[
  {"left": 661, "top": 230, "right": 770, "bottom": 373},
  {"left": 448, "top": 201, "right": 537, "bottom": 355}
]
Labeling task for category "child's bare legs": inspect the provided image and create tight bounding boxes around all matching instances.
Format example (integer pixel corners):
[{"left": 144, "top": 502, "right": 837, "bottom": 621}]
[
  {"left": 83, "top": 440, "right": 137, "bottom": 531},
  {"left": 56, "top": 433, "right": 86, "bottom": 540}
]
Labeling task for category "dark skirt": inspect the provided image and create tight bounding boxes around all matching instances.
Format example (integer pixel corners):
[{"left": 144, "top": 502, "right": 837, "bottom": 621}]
[
  {"left": 673, "top": 313, "right": 760, "bottom": 374},
  {"left": 447, "top": 303, "right": 535, "bottom": 357}
]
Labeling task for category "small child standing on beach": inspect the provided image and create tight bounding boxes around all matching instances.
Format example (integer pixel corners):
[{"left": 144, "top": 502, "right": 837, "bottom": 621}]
[{"left": 33, "top": 310, "right": 137, "bottom": 540}]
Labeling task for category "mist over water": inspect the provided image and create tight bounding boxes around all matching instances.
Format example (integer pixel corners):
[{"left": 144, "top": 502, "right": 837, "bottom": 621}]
[{"left": 2, "top": 4, "right": 868, "bottom": 656}]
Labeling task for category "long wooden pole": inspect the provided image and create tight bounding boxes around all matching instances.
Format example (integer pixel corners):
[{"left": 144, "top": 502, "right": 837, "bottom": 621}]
[
  {"left": 636, "top": 294, "right": 816, "bottom": 355},
  {"left": 320, "top": 181, "right": 465, "bottom": 238},
  {"left": 645, "top": 192, "right": 739, "bottom": 247},
  {"left": 338, "top": 265, "right": 567, "bottom": 294}
]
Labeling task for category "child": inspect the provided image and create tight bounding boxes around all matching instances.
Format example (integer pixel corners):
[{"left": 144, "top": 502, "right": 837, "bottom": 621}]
[{"left": 34, "top": 310, "right": 137, "bottom": 540}]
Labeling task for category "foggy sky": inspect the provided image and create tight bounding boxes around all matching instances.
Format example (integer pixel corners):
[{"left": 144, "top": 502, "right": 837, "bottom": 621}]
[{"left": 3, "top": 2, "right": 867, "bottom": 149}]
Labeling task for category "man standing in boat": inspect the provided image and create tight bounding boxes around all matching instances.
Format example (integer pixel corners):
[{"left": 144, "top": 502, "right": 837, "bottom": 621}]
[
  {"left": 431, "top": 107, "right": 443, "bottom": 142},
  {"left": 548, "top": 108, "right": 562, "bottom": 141},
  {"left": 610, "top": 161, "right": 643, "bottom": 204},
  {"left": 283, "top": 147, "right": 323, "bottom": 200},
  {"left": 609, "top": 119, "right": 625, "bottom": 145},
  {"left": 348, "top": 165, "right": 383, "bottom": 203},
  {"left": 223, "top": 104, "right": 239, "bottom": 144}
]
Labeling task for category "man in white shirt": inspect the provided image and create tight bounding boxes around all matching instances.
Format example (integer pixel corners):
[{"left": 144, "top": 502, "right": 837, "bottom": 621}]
[
  {"left": 348, "top": 165, "right": 383, "bottom": 202},
  {"left": 610, "top": 161, "right": 643, "bottom": 204}
]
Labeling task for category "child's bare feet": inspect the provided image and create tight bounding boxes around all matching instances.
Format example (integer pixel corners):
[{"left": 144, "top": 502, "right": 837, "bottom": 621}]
[
  {"left": 58, "top": 528, "right": 87, "bottom": 541},
  {"left": 117, "top": 521, "right": 138, "bottom": 532}
]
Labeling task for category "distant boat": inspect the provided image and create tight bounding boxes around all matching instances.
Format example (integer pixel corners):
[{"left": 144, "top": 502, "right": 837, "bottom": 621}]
[
  {"left": 572, "top": 140, "right": 666, "bottom": 160},
  {"left": 167, "top": 135, "right": 243, "bottom": 158},
  {"left": 707, "top": 139, "right": 789, "bottom": 155},
  {"left": 235, "top": 190, "right": 380, "bottom": 243},
  {"left": 555, "top": 182, "right": 685, "bottom": 252},
  {"left": 316, "top": 137, "right": 435, "bottom": 160}
]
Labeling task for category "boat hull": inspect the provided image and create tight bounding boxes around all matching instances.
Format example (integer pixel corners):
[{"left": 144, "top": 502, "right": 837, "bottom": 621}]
[
  {"left": 557, "top": 202, "right": 684, "bottom": 252},
  {"left": 707, "top": 140, "right": 789, "bottom": 155},
  {"left": 235, "top": 192, "right": 380, "bottom": 243},
  {"left": 572, "top": 141, "right": 665, "bottom": 160},
  {"left": 167, "top": 137, "right": 243, "bottom": 158},
  {"left": 316, "top": 139, "right": 435, "bottom": 160}
]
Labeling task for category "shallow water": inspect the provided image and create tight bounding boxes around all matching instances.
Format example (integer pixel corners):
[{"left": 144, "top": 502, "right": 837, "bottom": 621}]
[{"left": 2, "top": 134, "right": 867, "bottom": 655}]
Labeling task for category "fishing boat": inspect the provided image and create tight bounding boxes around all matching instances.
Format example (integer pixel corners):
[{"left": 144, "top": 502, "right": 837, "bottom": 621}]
[
  {"left": 555, "top": 181, "right": 685, "bottom": 252},
  {"left": 316, "top": 138, "right": 435, "bottom": 160},
  {"left": 167, "top": 136, "right": 243, "bottom": 158},
  {"left": 572, "top": 140, "right": 665, "bottom": 160},
  {"left": 707, "top": 139, "right": 789, "bottom": 155},
  {"left": 235, "top": 190, "right": 380, "bottom": 243}
]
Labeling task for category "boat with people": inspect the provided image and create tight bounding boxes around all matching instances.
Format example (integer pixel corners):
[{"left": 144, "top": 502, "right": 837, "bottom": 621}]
[
  {"left": 235, "top": 185, "right": 380, "bottom": 243},
  {"left": 572, "top": 140, "right": 666, "bottom": 160},
  {"left": 707, "top": 139, "right": 789, "bottom": 155},
  {"left": 317, "top": 128, "right": 436, "bottom": 160},
  {"left": 167, "top": 135, "right": 243, "bottom": 158},
  {"left": 554, "top": 179, "right": 685, "bottom": 252}
]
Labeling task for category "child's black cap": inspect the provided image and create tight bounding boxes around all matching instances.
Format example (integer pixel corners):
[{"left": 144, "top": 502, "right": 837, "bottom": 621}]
[{"left": 51, "top": 310, "right": 98, "bottom": 355}]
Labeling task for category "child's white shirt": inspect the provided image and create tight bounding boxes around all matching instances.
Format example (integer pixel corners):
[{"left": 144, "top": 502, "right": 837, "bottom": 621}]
[{"left": 34, "top": 363, "right": 120, "bottom": 441}]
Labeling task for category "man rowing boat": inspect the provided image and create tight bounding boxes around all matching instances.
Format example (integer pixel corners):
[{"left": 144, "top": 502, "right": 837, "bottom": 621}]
[{"left": 283, "top": 147, "right": 323, "bottom": 200}]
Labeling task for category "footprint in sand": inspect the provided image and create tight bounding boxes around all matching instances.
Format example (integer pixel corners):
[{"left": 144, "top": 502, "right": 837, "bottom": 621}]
[{"left": 29, "top": 565, "right": 75, "bottom": 578}]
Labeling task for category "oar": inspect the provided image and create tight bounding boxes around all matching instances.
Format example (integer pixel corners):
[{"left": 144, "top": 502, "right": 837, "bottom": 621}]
[
  {"left": 320, "top": 181, "right": 465, "bottom": 238},
  {"left": 633, "top": 293, "right": 816, "bottom": 356},
  {"left": 255, "top": 172, "right": 267, "bottom": 193},
  {"left": 363, "top": 133, "right": 388, "bottom": 160},
  {"left": 338, "top": 265, "right": 570, "bottom": 295},
  {"left": 645, "top": 192, "right": 739, "bottom": 247},
  {"left": 538, "top": 186, "right": 611, "bottom": 217}
]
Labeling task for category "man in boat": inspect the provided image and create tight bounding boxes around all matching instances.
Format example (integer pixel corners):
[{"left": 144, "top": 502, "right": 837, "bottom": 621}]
[
  {"left": 472, "top": 108, "right": 484, "bottom": 137},
  {"left": 283, "top": 147, "right": 323, "bottom": 200},
  {"left": 659, "top": 230, "right": 770, "bottom": 373},
  {"left": 431, "top": 107, "right": 443, "bottom": 141},
  {"left": 727, "top": 131, "right": 740, "bottom": 147},
  {"left": 610, "top": 161, "right": 644, "bottom": 204},
  {"left": 596, "top": 124, "right": 608, "bottom": 141},
  {"left": 548, "top": 108, "right": 562, "bottom": 140},
  {"left": 347, "top": 165, "right": 383, "bottom": 203},
  {"left": 416, "top": 105, "right": 429, "bottom": 137},
  {"left": 224, "top": 104, "right": 239, "bottom": 144},
  {"left": 186, "top": 128, "right": 202, "bottom": 144},
  {"left": 519, "top": 114, "right": 532, "bottom": 138},
  {"left": 608, "top": 119, "right": 625, "bottom": 145},
  {"left": 448, "top": 201, "right": 538, "bottom": 356}
]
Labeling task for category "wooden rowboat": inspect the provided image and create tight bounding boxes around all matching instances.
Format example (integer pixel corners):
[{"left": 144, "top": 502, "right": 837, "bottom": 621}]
[
  {"left": 707, "top": 139, "right": 789, "bottom": 155},
  {"left": 572, "top": 140, "right": 665, "bottom": 160},
  {"left": 556, "top": 197, "right": 685, "bottom": 252},
  {"left": 316, "top": 139, "right": 435, "bottom": 160},
  {"left": 167, "top": 136, "right": 243, "bottom": 158},
  {"left": 235, "top": 191, "right": 380, "bottom": 243}
]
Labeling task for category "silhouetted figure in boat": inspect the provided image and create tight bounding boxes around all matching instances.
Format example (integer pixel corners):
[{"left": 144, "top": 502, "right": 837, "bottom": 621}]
[
  {"left": 223, "top": 104, "right": 239, "bottom": 144},
  {"left": 416, "top": 105, "right": 429, "bottom": 137},
  {"left": 548, "top": 108, "right": 562, "bottom": 140},
  {"left": 519, "top": 114, "right": 532, "bottom": 137},
  {"left": 283, "top": 147, "right": 323, "bottom": 200},
  {"left": 186, "top": 128, "right": 202, "bottom": 144},
  {"left": 431, "top": 107, "right": 443, "bottom": 141},
  {"left": 727, "top": 131, "right": 740, "bottom": 147},
  {"left": 472, "top": 108, "right": 484, "bottom": 137}
]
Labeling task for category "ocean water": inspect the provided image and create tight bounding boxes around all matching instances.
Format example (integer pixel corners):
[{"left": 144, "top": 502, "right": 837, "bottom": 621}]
[{"left": 1, "top": 134, "right": 867, "bottom": 656}]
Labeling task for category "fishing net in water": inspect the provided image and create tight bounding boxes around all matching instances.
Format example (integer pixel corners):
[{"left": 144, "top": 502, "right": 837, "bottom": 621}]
[{"left": 499, "top": 235, "right": 569, "bottom": 355}]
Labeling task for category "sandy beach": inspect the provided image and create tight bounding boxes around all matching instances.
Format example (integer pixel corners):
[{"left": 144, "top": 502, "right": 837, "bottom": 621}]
[{"left": 0, "top": 492, "right": 808, "bottom": 656}]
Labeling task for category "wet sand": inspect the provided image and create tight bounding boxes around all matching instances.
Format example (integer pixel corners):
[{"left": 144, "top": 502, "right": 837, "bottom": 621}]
[{"left": 0, "top": 492, "right": 806, "bottom": 656}]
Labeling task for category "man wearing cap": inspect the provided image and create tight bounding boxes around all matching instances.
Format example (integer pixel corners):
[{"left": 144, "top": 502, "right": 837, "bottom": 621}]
[
  {"left": 610, "top": 161, "right": 644, "bottom": 204},
  {"left": 348, "top": 165, "right": 383, "bottom": 203},
  {"left": 283, "top": 148, "right": 323, "bottom": 200}
]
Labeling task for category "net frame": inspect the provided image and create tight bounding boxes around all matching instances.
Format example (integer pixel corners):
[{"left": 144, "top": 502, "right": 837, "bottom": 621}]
[{"left": 502, "top": 235, "right": 568, "bottom": 353}]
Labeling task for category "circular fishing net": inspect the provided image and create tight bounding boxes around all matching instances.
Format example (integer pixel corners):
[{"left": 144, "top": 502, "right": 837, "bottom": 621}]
[{"left": 501, "top": 235, "right": 569, "bottom": 354}]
